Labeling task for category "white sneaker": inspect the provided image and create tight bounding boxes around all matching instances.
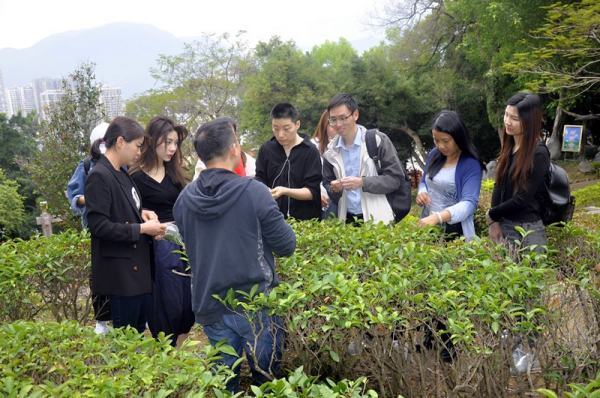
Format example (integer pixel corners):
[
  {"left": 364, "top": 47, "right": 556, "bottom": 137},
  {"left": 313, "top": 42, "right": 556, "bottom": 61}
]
[{"left": 94, "top": 321, "right": 110, "bottom": 335}]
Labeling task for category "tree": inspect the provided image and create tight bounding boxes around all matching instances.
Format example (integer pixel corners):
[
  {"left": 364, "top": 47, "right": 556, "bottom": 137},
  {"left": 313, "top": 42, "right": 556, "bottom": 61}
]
[
  {"left": 0, "top": 168, "right": 25, "bottom": 240},
  {"left": 0, "top": 113, "right": 39, "bottom": 237},
  {"left": 127, "top": 32, "right": 251, "bottom": 129},
  {"left": 26, "top": 63, "right": 105, "bottom": 225},
  {"left": 239, "top": 37, "right": 332, "bottom": 148}
]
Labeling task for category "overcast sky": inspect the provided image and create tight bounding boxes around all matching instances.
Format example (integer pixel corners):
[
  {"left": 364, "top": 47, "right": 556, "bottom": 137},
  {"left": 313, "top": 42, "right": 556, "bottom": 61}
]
[{"left": 0, "top": 0, "right": 391, "bottom": 50}]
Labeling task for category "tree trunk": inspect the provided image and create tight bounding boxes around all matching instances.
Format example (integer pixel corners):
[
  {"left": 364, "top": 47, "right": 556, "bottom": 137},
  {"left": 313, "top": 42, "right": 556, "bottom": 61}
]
[
  {"left": 398, "top": 124, "right": 426, "bottom": 170},
  {"left": 548, "top": 104, "right": 564, "bottom": 160},
  {"left": 579, "top": 120, "right": 587, "bottom": 160}
]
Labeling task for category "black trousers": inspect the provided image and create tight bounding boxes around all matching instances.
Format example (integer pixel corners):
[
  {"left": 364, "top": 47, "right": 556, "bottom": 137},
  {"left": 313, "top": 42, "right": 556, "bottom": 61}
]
[{"left": 110, "top": 294, "right": 152, "bottom": 333}]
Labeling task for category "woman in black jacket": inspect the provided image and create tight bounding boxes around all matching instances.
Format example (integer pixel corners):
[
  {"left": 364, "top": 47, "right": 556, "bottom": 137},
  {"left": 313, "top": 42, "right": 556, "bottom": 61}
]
[
  {"left": 487, "top": 93, "right": 550, "bottom": 252},
  {"left": 85, "top": 116, "right": 167, "bottom": 332}
]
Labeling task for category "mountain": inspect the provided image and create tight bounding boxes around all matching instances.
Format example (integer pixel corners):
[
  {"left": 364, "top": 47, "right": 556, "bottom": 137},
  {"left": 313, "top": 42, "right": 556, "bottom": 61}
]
[{"left": 0, "top": 23, "right": 185, "bottom": 98}]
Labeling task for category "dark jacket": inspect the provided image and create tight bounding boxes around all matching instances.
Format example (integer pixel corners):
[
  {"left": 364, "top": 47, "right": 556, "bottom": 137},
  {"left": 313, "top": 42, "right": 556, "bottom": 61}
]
[
  {"left": 85, "top": 155, "right": 152, "bottom": 296},
  {"left": 173, "top": 168, "right": 296, "bottom": 325},
  {"left": 255, "top": 134, "right": 322, "bottom": 220},
  {"left": 489, "top": 142, "right": 550, "bottom": 223}
]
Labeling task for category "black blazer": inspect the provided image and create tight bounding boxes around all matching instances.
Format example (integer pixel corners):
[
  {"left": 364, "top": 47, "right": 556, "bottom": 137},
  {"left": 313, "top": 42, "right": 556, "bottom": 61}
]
[{"left": 85, "top": 155, "right": 152, "bottom": 296}]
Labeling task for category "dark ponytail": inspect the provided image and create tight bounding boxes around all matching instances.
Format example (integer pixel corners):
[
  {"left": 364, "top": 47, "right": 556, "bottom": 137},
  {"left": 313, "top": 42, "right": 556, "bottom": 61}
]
[{"left": 90, "top": 116, "right": 145, "bottom": 160}]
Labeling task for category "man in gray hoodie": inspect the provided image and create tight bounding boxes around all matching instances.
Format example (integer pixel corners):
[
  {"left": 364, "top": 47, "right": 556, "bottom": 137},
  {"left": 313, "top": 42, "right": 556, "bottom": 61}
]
[{"left": 174, "top": 117, "right": 296, "bottom": 391}]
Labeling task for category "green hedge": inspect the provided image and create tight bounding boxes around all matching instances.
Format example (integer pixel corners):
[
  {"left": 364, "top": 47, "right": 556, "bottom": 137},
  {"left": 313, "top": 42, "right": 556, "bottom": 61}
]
[
  {"left": 0, "top": 230, "right": 91, "bottom": 322},
  {"left": 1, "top": 216, "right": 598, "bottom": 396},
  {"left": 0, "top": 321, "right": 378, "bottom": 397}
]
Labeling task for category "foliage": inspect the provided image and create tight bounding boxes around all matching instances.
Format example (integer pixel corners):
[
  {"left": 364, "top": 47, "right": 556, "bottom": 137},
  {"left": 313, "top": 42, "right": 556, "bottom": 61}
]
[
  {"left": 504, "top": 0, "right": 600, "bottom": 97},
  {"left": 239, "top": 37, "right": 333, "bottom": 148},
  {"left": 0, "top": 229, "right": 91, "bottom": 323},
  {"left": 127, "top": 32, "right": 251, "bottom": 129},
  {"left": 0, "top": 169, "right": 25, "bottom": 238},
  {"left": 0, "top": 321, "right": 380, "bottom": 397},
  {"left": 216, "top": 218, "right": 598, "bottom": 396},
  {"left": 0, "top": 321, "right": 233, "bottom": 397},
  {"left": 538, "top": 372, "right": 600, "bottom": 398},
  {"left": 572, "top": 181, "right": 600, "bottom": 207},
  {"left": 0, "top": 113, "right": 39, "bottom": 238},
  {"left": 26, "top": 63, "right": 105, "bottom": 226}
]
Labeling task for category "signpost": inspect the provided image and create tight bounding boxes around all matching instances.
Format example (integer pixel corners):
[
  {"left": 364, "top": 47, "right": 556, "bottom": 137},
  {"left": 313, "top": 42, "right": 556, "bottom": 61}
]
[{"left": 561, "top": 125, "right": 583, "bottom": 153}]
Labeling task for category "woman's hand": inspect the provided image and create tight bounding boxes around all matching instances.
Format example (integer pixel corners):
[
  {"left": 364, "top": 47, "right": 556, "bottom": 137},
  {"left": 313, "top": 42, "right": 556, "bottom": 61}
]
[
  {"left": 141, "top": 209, "right": 158, "bottom": 222},
  {"left": 488, "top": 222, "right": 503, "bottom": 243},
  {"left": 140, "top": 220, "right": 167, "bottom": 237},
  {"left": 418, "top": 214, "right": 438, "bottom": 227},
  {"left": 416, "top": 192, "right": 432, "bottom": 207}
]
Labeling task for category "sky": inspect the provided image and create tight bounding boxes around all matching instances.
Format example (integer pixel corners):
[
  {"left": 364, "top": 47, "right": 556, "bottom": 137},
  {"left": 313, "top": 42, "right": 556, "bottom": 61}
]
[{"left": 0, "top": 0, "right": 391, "bottom": 50}]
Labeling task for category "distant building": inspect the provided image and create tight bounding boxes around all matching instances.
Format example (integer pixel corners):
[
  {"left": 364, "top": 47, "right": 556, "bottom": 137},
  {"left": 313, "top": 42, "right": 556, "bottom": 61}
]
[
  {"left": 0, "top": 69, "right": 8, "bottom": 115},
  {"left": 6, "top": 85, "right": 36, "bottom": 117},
  {"left": 39, "top": 89, "right": 65, "bottom": 120},
  {"left": 33, "top": 78, "right": 62, "bottom": 113},
  {"left": 100, "top": 86, "right": 123, "bottom": 119}
]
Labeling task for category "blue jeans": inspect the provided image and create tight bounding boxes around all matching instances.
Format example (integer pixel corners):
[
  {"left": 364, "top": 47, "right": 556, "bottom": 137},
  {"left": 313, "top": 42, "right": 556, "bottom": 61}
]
[{"left": 203, "top": 310, "right": 284, "bottom": 392}]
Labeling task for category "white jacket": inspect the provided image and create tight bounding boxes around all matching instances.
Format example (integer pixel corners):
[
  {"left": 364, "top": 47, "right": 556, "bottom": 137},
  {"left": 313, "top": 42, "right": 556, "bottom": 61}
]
[{"left": 323, "top": 126, "right": 395, "bottom": 224}]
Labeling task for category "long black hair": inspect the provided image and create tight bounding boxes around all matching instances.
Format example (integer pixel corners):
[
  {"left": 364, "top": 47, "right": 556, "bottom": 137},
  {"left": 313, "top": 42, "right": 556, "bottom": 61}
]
[
  {"left": 495, "top": 92, "right": 543, "bottom": 192},
  {"left": 90, "top": 116, "right": 145, "bottom": 160},
  {"left": 130, "top": 116, "right": 188, "bottom": 189},
  {"left": 426, "top": 110, "right": 485, "bottom": 178}
]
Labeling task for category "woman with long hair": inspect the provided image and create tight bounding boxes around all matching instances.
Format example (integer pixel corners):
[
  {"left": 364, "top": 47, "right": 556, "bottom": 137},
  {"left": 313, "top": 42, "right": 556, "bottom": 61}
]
[
  {"left": 130, "top": 116, "right": 194, "bottom": 346},
  {"left": 85, "top": 116, "right": 167, "bottom": 332},
  {"left": 312, "top": 110, "right": 337, "bottom": 218},
  {"left": 417, "top": 110, "right": 485, "bottom": 241},
  {"left": 487, "top": 93, "right": 550, "bottom": 251}
]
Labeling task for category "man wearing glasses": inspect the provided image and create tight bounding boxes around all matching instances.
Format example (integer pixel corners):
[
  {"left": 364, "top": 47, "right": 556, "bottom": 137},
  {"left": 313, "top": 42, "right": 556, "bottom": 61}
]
[{"left": 323, "top": 93, "right": 405, "bottom": 224}]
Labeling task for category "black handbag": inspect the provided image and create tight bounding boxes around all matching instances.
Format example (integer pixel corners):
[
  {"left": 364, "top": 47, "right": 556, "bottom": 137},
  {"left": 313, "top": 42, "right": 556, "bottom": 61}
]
[{"left": 365, "top": 129, "right": 412, "bottom": 222}]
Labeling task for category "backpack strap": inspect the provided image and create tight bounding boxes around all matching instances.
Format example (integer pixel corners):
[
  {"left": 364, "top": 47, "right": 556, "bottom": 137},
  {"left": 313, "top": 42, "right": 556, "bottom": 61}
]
[
  {"left": 83, "top": 157, "right": 92, "bottom": 176},
  {"left": 365, "top": 129, "right": 382, "bottom": 175}
]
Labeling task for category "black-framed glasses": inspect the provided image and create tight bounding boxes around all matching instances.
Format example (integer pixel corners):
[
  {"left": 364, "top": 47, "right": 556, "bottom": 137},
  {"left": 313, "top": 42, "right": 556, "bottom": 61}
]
[{"left": 328, "top": 113, "right": 354, "bottom": 126}]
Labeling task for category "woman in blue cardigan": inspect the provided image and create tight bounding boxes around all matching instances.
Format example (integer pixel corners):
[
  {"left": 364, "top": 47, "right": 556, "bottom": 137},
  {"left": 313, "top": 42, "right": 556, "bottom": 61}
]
[{"left": 417, "top": 110, "right": 485, "bottom": 241}]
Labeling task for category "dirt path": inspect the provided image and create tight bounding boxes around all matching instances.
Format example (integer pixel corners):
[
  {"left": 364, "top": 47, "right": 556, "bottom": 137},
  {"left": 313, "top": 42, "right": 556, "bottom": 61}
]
[{"left": 571, "top": 178, "right": 600, "bottom": 190}]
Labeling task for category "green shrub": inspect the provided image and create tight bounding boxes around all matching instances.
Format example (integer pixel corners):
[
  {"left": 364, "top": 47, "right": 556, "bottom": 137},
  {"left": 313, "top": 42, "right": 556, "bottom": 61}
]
[
  {"left": 0, "top": 168, "right": 25, "bottom": 239},
  {"left": 0, "top": 230, "right": 91, "bottom": 322},
  {"left": 218, "top": 219, "right": 598, "bottom": 396},
  {"left": 538, "top": 372, "right": 600, "bottom": 398},
  {"left": 0, "top": 321, "right": 232, "bottom": 397},
  {"left": 0, "top": 321, "right": 378, "bottom": 397}
]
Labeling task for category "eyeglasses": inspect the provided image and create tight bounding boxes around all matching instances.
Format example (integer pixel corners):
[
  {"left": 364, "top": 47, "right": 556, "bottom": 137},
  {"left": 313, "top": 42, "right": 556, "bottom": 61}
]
[{"left": 328, "top": 113, "right": 354, "bottom": 126}]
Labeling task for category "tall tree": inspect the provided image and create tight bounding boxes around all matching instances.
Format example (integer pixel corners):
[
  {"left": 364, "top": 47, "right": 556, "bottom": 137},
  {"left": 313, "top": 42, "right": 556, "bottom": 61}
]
[
  {"left": 239, "top": 37, "right": 331, "bottom": 148},
  {"left": 127, "top": 32, "right": 251, "bottom": 129},
  {"left": 26, "top": 63, "right": 105, "bottom": 224}
]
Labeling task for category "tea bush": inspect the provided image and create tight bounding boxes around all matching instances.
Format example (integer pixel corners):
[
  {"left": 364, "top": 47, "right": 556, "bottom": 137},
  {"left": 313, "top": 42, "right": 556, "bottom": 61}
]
[
  {"left": 219, "top": 218, "right": 598, "bottom": 397},
  {"left": 0, "top": 321, "right": 377, "bottom": 397},
  {"left": 0, "top": 229, "right": 91, "bottom": 322},
  {"left": 1, "top": 200, "right": 599, "bottom": 396}
]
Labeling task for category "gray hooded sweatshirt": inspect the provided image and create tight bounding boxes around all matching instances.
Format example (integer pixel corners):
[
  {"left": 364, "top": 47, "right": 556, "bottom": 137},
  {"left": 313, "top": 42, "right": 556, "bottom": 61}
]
[{"left": 173, "top": 168, "right": 296, "bottom": 325}]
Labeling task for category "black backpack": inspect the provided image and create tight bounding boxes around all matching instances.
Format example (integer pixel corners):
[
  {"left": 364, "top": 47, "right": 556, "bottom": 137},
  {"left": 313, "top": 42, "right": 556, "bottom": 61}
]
[
  {"left": 539, "top": 144, "right": 575, "bottom": 226},
  {"left": 364, "top": 129, "right": 412, "bottom": 222}
]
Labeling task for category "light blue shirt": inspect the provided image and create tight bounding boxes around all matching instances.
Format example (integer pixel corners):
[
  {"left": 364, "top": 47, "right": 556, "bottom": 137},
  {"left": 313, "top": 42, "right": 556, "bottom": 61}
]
[
  {"left": 425, "top": 166, "right": 471, "bottom": 224},
  {"left": 337, "top": 129, "right": 362, "bottom": 215}
]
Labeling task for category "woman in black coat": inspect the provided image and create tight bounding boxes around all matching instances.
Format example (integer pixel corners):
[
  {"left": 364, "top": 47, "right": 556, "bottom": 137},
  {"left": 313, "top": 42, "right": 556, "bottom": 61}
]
[{"left": 85, "top": 116, "right": 167, "bottom": 332}]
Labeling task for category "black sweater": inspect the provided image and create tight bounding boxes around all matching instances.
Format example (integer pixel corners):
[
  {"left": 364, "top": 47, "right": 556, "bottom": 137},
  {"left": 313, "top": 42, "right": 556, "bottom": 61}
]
[
  {"left": 489, "top": 143, "right": 550, "bottom": 223},
  {"left": 255, "top": 134, "right": 322, "bottom": 220}
]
